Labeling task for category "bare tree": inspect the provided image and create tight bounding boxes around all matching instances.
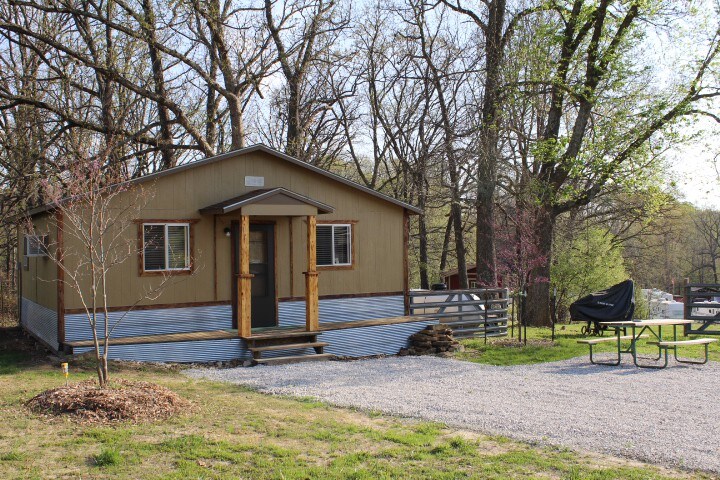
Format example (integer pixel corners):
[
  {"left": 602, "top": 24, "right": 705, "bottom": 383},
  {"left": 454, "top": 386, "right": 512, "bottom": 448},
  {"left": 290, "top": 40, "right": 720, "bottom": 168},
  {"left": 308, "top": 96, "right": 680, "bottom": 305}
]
[
  {"left": 441, "top": 0, "right": 543, "bottom": 288},
  {"left": 264, "top": 0, "right": 350, "bottom": 161},
  {"left": 27, "top": 142, "right": 179, "bottom": 386},
  {"left": 693, "top": 209, "right": 720, "bottom": 283}
]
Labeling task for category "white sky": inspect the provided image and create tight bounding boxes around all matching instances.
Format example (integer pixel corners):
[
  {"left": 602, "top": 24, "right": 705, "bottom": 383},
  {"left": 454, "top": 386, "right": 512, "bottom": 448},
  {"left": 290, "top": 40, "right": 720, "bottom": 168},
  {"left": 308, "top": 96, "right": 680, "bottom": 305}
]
[
  {"left": 667, "top": 122, "right": 720, "bottom": 209},
  {"left": 649, "top": 1, "right": 720, "bottom": 209}
]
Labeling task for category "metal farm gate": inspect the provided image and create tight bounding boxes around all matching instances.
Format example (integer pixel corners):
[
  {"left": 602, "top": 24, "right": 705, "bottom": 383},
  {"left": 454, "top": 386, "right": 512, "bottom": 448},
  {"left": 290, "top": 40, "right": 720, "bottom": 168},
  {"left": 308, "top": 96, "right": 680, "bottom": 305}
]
[
  {"left": 684, "top": 283, "right": 720, "bottom": 336},
  {"left": 409, "top": 288, "right": 509, "bottom": 339}
]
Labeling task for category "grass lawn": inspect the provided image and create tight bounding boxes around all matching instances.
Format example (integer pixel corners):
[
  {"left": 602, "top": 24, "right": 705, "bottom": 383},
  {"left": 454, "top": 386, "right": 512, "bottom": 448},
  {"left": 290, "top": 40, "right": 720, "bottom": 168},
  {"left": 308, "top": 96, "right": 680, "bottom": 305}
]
[
  {"left": 458, "top": 323, "right": 720, "bottom": 366},
  {"left": 0, "top": 328, "right": 712, "bottom": 480}
]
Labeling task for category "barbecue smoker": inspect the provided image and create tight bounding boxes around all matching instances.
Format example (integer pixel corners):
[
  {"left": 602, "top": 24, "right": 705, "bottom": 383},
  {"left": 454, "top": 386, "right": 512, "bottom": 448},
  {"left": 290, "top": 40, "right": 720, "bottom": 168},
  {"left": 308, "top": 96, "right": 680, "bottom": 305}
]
[{"left": 570, "top": 280, "right": 636, "bottom": 336}]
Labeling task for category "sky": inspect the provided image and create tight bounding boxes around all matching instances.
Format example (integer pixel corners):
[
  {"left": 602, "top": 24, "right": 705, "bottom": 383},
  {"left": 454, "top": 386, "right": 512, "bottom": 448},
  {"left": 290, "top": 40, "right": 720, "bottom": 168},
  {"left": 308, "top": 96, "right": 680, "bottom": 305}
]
[
  {"left": 670, "top": 155, "right": 720, "bottom": 209},
  {"left": 641, "top": 2, "right": 720, "bottom": 210},
  {"left": 667, "top": 119, "right": 720, "bottom": 209}
]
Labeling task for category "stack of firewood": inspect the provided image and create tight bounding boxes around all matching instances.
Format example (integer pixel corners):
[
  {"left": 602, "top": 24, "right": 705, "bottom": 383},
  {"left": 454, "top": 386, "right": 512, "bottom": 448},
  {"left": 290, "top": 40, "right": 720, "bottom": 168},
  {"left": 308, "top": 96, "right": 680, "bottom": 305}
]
[{"left": 406, "top": 325, "right": 463, "bottom": 355}]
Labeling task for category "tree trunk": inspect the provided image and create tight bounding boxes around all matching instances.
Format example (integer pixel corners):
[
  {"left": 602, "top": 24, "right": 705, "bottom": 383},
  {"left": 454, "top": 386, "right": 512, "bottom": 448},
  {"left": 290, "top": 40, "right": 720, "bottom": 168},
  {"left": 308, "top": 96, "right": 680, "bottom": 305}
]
[
  {"left": 286, "top": 79, "right": 301, "bottom": 158},
  {"left": 451, "top": 201, "right": 469, "bottom": 288},
  {"left": 206, "top": 47, "right": 219, "bottom": 150},
  {"left": 475, "top": 183, "right": 496, "bottom": 286},
  {"left": 523, "top": 207, "right": 554, "bottom": 326},
  {"left": 141, "top": 0, "right": 175, "bottom": 169},
  {"left": 418, "top": 213, "right": 430, "bottom": 290},
  {"left": 227, "top": 95, "right": 245, "bottom": 151},
  {"left": 474, "top": 0, "right": 504, "bottom": 288},
  {"left": 439, "top": 215, "right": 453, "bottom": 274}
]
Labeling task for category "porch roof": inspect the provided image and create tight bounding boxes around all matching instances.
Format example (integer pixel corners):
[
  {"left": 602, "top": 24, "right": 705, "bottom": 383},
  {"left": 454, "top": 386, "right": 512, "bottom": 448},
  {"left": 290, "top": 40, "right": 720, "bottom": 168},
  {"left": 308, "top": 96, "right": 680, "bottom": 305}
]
[{"left": 198, "top": 187, "right": 334, "bottom": 215}]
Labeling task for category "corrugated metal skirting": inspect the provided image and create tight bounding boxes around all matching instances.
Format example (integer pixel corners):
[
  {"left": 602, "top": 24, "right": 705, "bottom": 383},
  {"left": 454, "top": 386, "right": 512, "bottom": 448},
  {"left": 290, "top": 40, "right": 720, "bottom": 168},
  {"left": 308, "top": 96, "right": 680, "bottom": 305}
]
[
  {"left": 74, "top": 338, "right": 251, "bottom": 363},
  {"left": 66, "top": 296, "right": 406, "bottom": 342},
  {"left": 71, "top": 295, "right": 435, "bottom": 363},
  {"left": 279, "top": 295, "right": 405, "bottom": 327},
  {"left": 64, "top": 304, "right": 232, "bottom": 342},
  {"left": 73, "top": 320, "right": 435, "bottom": 362},
  {"left": 21, "top": 297, "right": 59, "bottom": 351},
  {"left": 323, "top": 321, "right": 436, "bottom": 357}
]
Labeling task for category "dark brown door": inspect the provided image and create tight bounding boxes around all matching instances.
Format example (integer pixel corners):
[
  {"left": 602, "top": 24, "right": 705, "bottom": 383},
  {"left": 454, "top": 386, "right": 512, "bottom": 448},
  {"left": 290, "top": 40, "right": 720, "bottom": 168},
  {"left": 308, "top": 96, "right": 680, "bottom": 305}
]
[{"left": 249, "top": 224, "right": 276, "bottom": 328}]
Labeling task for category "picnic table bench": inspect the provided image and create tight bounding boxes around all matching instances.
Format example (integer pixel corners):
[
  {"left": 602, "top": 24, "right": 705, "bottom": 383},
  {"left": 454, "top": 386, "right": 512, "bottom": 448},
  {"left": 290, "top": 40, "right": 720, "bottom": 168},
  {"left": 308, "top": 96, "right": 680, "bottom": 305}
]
[
  {"left": 584, "top": 319, "right": 718, "bottom": 369},
  {"left": 577, "top": 334, "right": 648, "bottom": 366},
  {"left": 648, "top": 338, "right": 717, "bottom": 367}
]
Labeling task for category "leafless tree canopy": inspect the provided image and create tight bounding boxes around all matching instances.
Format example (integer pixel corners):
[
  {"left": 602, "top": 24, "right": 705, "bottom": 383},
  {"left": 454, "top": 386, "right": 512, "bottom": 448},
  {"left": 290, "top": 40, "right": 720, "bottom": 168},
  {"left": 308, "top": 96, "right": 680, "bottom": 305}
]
[{"left": 2, "top": 0, "right": 720, "bottom": 323}]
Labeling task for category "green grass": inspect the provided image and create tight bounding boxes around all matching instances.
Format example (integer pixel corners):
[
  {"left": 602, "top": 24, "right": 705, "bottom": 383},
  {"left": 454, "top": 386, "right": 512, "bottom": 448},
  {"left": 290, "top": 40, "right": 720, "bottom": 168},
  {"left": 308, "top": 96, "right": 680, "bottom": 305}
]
[
  {"left": 0, "top": 332, "right": 712, "bottom": 479},
  {"left": 0, "top": 351, "right": 30, "bottom": 375},
  {"left": 458, "top": 323, "right": 720, "bottom": 366},
  {"left": 94, "top": 447, "right": 122, "bottom": 467}
]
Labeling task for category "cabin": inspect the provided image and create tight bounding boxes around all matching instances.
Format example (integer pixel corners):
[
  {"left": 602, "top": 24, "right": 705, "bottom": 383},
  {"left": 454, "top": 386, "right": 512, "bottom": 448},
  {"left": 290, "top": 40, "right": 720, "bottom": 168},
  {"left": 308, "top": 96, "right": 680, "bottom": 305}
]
[
  {"left": 441, "top": 264, "right": 504, "bottom": 290},
  {"left": 442, "top": 264, "right": 480, "bottom": 290},
  {"left": 18, "top": 144, "right": 438, "bottom": 364}
]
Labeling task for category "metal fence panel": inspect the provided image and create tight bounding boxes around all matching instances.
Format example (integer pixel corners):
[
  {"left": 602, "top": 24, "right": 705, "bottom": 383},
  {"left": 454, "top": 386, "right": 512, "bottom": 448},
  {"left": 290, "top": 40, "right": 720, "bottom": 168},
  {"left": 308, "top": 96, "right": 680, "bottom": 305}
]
[{"left": 409, "top": 289, "right": 509, "bottom": 338}]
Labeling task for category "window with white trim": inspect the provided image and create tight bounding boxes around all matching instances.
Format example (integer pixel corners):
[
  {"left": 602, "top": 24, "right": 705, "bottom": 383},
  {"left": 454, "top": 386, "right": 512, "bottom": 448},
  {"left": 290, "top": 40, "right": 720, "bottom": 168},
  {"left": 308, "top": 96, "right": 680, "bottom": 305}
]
[
  {"left": 142, "top": 223, "right": 190, "bottom": 271},
  {"left": 24, "top": 235, "right": 48, "bottom": 257},
  {"left": 316, "top": 224, "right": 351, "bottom": 267}
]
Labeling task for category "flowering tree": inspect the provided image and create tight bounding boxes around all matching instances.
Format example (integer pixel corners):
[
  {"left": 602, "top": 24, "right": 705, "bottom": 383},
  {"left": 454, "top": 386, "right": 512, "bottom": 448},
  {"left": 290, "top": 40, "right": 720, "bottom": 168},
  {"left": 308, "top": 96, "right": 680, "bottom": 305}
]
[
  {"left": 27, "top": 145, "right": 175, "bottom": 387},
  {"left": 493, "top": 206, "right": 549, "bottom": 336},
  {"left": 495, "top": 207, "right": 549, "bottom": 294}
]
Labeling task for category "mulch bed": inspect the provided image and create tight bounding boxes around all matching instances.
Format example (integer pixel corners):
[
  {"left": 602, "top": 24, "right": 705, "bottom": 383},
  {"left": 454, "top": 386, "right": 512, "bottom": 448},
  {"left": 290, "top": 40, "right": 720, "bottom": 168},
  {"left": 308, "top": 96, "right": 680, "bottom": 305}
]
[{"left": 26, "top": 379, "right": 190, "bottom": 424}]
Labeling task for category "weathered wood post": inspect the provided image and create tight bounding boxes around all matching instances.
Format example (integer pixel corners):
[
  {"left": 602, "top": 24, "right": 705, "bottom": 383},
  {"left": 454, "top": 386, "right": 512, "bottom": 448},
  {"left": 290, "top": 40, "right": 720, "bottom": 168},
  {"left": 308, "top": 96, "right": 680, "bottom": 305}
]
[
  {"left": 238, "top": 214, "right": 253, "bottom": 338},
  {"left": 305, "top": 215, "right": 319, "bottom": 331},
  {"left": 403, "top": 209, "right": 410, "bottom": 316}
]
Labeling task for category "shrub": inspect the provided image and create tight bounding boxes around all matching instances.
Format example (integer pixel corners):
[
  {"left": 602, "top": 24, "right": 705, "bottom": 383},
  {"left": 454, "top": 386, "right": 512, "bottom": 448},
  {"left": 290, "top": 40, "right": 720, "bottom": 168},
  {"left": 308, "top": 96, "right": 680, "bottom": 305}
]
[
  {"left": 552, "top": 228, "right": 628, "bottom": 322},
  {"left": 94, "top": 447, "right": 122, "bottom": 467}
]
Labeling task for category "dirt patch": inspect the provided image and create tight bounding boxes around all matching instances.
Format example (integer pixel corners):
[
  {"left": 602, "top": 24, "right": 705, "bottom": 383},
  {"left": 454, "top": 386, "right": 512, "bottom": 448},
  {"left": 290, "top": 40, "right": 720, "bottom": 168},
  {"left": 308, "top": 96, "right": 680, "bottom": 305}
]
[
  {"left": 26, "top": 379, "right": 191, "bottom": 424},
  {"left": 1, "top": 327, "right": 36, "bottom": 352}
]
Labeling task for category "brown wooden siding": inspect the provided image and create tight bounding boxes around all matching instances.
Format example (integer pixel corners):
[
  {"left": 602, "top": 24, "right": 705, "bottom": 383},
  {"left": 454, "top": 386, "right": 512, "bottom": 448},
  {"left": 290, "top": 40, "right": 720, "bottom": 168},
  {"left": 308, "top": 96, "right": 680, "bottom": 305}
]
[
  {"left": 57, "top": 150, "right": 406, "bottom": 311},
  {"left": 20, "top": 212, "right": 58, "bottom": 311}
]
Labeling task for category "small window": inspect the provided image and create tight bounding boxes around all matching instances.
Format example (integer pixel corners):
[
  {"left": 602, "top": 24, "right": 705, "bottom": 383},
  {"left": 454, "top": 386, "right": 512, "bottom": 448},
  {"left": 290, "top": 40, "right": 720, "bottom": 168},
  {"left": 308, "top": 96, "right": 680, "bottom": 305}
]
[
  {"left": 143, "top": 223, "right": 190, "bottom": 271},
  {"left": 24, "top": 235, "right": 48, "bottom": 257},
  {"left": 316, "top": 224, "right": 352, "bottom": 267}
]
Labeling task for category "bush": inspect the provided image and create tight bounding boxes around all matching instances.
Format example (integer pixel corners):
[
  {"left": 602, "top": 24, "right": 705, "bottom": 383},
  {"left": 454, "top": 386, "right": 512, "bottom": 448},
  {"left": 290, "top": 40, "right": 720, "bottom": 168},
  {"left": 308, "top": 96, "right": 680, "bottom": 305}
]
[
  {"left": 94, "top": 447, "right": 122, "bottom": 467},
  {"left": 634, "top": 287, "right": 649, "bottom": 320},
  {"left": 552, "top": 228, "right": 628, "bottom": 322}
]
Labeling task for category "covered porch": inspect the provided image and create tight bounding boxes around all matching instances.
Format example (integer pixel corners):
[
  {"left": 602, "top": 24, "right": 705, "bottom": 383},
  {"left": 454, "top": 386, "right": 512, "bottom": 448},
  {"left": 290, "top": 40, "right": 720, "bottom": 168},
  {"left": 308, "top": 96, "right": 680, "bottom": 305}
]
[{"left": 199, "top": 187, "right": 333, "bottom": 340}]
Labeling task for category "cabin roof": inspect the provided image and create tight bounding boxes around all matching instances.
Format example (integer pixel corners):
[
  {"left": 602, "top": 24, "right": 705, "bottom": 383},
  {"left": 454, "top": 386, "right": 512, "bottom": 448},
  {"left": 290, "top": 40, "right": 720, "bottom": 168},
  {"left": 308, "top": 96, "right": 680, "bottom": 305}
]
[
  {"left": 27, "top": 144, "right": 422, "bottom": 217},
  {"left": 198, "top": 187, "right": 334, "bottom": 215}
]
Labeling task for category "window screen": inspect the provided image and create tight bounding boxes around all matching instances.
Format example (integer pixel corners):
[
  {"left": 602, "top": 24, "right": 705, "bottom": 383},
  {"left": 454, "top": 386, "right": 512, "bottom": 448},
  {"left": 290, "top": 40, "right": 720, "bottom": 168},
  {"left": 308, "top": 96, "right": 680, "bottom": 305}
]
[
  {"left": 167, "top": 225, "right": 188, "bottom": 269},
  {"left": 25, "top": 235, "right": 48, "bottom": 257},
  {"left": 316, "top": 226, "right": 333, "bottom": 266},
  {"left": 316, "top": 224, "right": 351, "bottom": 267},
  {"left": 143, "top": 224, "right": 189, "bottom": 271},
  {"left": 143, "top": 225, "right": 165, "bottom": 271},
  {"left": 333, "top": 226, "right": 350, "bottom": 264}
]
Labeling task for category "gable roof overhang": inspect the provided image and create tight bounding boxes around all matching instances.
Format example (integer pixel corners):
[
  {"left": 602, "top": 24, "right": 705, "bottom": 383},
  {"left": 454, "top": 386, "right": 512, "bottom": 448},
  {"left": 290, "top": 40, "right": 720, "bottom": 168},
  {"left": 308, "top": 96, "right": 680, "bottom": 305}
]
[
  {"left": 199, "top": 187, "right": 334, "bottom": 216},
  {"left": 26, "top": 144, "right": 422, "bottom": 219}
]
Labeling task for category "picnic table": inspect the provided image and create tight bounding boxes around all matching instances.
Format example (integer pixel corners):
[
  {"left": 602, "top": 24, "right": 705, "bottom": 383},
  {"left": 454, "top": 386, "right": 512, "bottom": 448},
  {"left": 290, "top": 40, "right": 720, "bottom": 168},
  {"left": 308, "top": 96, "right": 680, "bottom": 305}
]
[{"left": 579, "top": 319, "right": 716, "bottom": 369}]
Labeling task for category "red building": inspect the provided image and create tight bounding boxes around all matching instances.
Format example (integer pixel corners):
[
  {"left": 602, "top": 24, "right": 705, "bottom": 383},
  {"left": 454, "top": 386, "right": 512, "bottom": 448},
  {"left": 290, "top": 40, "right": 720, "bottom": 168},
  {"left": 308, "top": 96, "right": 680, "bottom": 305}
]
[{"left": 441, "top": 264, "right": 502, "bottom": 289}]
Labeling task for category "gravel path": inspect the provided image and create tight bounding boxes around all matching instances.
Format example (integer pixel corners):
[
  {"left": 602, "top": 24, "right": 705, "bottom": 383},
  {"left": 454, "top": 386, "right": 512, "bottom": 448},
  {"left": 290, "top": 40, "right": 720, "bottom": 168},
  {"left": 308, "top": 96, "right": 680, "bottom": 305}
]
[{"left": 185, "top": 355, "right": 720, "bottom": 474}]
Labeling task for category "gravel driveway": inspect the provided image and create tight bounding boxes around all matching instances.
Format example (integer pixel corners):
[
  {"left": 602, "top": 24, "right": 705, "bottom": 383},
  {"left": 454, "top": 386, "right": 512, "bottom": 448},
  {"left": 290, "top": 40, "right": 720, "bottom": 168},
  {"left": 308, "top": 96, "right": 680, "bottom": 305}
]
[{"left": 186, "top": 355, "right": 720, "bottom": 474}]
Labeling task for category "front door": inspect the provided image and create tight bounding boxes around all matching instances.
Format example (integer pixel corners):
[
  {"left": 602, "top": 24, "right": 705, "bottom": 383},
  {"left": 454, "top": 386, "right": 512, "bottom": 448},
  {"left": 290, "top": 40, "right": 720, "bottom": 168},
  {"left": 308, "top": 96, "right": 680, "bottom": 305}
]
[{"left": 249, "top": 224, "right": 276, "bottom": 328}]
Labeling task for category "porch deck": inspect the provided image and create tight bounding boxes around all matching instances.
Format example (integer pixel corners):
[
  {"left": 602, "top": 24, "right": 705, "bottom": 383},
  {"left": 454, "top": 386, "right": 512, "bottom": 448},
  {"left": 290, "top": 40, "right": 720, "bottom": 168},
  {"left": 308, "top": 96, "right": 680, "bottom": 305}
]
[{"left": 64, "top": 315, "right": 431, "bottom": 352}]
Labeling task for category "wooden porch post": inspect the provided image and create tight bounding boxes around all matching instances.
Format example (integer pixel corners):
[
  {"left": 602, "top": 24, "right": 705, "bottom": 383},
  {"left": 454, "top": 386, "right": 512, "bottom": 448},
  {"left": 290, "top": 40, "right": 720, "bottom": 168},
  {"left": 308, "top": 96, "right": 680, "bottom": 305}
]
[
  {"left": 403, "top": 208, "right": 410, "bottom": 316},
  {"left": 305, "top": 215, "right": 319, "bottom": 331},
  {"left": 238, "top": 214, "right": 253, "bottom": 338}
]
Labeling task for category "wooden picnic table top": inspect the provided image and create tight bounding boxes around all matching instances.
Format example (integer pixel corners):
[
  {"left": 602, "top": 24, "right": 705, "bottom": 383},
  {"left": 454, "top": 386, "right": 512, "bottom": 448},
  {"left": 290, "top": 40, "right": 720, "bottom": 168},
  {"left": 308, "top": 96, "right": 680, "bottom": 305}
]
[{"left": 600, "top": 319, "right": 693, "bottom": 327}]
